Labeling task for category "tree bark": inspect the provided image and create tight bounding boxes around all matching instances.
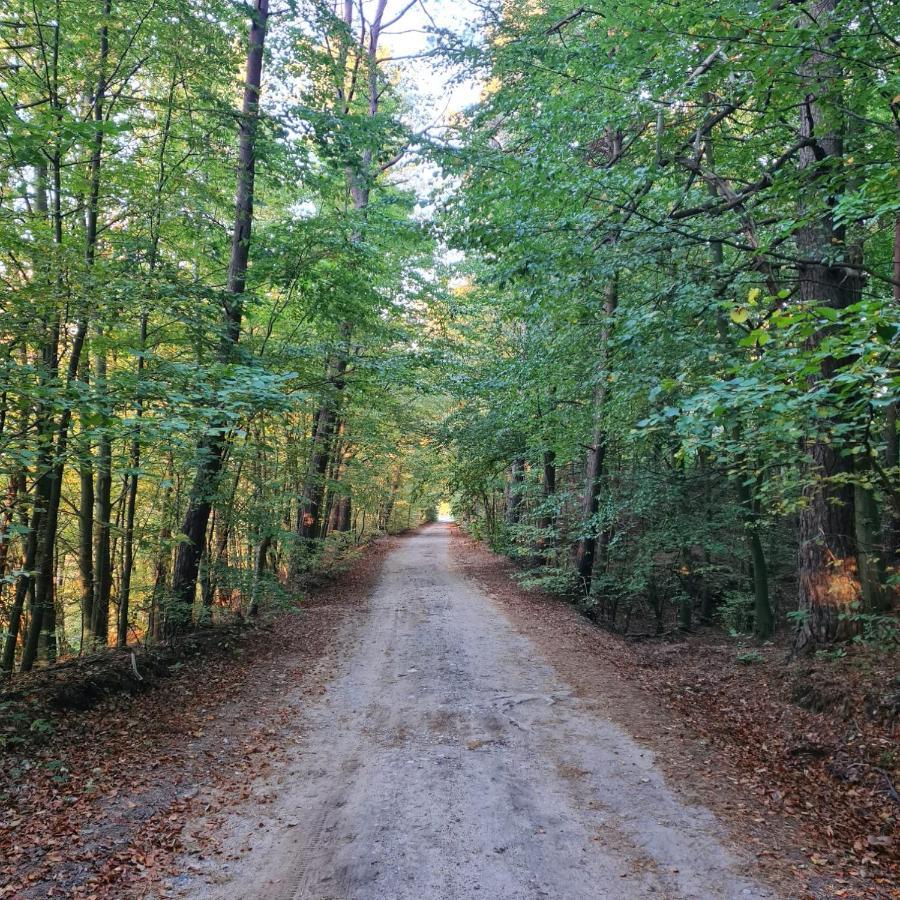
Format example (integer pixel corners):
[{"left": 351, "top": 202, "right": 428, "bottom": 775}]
[
  {"left": 504, "top": 458, "right": 525, "bottom": 527},
  {"left": 793, "top": 0, "right": 863, "bottom": 652},
  {"left": 78, "top": 414, "right": 96, "bottom": 646},
  {"left": 575, "top": 276, "right": 618, "bottom": 588},
  {"left": 169, "top": 0, "right": 269, "bottom": 632},
  {"left": 91, "top": 347, "right": 112, "bottom": 645}
]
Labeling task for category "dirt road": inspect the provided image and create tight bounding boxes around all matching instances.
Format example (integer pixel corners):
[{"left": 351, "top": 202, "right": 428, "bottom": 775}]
[{"left": 178, "top": 525, "right": 775, "bottom": 899}]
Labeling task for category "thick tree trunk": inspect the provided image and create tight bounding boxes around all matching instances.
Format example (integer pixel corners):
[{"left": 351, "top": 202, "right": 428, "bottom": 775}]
[
  {"left": 296, "top": 406, "right": 340, "bottom": 543},
  {"left": 169, "top": 0, "right": 269, "bottom": 632},
  {"left": 335, "top": 495, "right": 352, "bottom": 533},
  {"left": 793, "top": 0, "right": 862, "bottom": 652}
]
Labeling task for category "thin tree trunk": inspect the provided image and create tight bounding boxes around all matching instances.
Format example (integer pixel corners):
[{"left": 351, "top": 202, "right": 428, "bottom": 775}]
[
  {"left": 575, "top": 277, "right": 618, "bottom": 587},
  {"left": 705, "top": 132, "right": 774, "bottom": 638},
  {"left": 504, "top": 458, "right": 525, "bottom": 527},
  {"left": 78, "top": 409, "right": 96, "bottom": 646},
  {"left": 736, "top": 479, "right": 774, "bottom": 639},
  {"left": 91, "top": 349, "right": 112, "bottom": 645}
]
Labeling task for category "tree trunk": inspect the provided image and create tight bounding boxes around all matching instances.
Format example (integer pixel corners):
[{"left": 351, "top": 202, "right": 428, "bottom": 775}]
[
  {"left": 2, "top": 500, "right": 40, "bottom": 672},
  {"left": 91, "top": 349, "right": 112, "bottom": 645},
  {"left": 575, "top": 276, "right": 618, "bottom": 587},
  {"left": 736, "top": 479, "right": 774, "bottom": 640},
  {"left": 117, "top": 322, "right": 144, "bottom": 646},
  {"left": 335, "top": 495, "right": 352, "bottom": 533},
  {"left": 379, "top": 465, "right": 403, "bottom": 532},
  {"left": 504, "top": 458, "right": 525, "bottom": 527},
  {"left": 78, "top": 422, "right": 96, "bottom": 646},
  {"left": 249, "top": 534, "right": 272, "bottom": 618},
  {"left": 854, "top": 481, "right": 886, "bottom": 611},
  {"left": 793, "top": 0, "right": 862, "bottom": 652},
  {"left": 169, "top": 0, "right": 269, "bottom": 632},
  {"left": 538, "top": 449, "right": 556, "bottom": 563},
  {"left": 296, "top": 405, "right": 340, "bottom": 545},
  {"left": 705, "top": 126, "right": 775, "bottom": 636}
]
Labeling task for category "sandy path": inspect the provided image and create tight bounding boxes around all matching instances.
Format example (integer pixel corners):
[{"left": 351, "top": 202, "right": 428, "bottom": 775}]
[{"left": 177, "top": 525, "right": 775, "bottom": 900}]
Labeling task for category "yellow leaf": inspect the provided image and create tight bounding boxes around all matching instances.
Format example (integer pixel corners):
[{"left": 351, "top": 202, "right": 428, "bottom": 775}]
[{"left": 730, "top": 308, "right": 749, "bottom": 324}]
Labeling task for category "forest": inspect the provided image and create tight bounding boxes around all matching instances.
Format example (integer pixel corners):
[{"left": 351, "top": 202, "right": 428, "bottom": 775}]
[
  {"left": 0, "top": 0, "right": 896, "bottom": 671},
  {"left": 441, "top": 0, "right": 899, "bottom": 654},
  {"left": 0, "top": 0, "right": 448, "bottom": 670},
  {"left": 0, "top": 0, "right": 898, "bottom": 894}
]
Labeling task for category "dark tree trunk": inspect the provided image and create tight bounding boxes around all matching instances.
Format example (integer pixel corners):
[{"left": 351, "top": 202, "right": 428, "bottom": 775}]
[
  {"left": 736, "top": 479, "right": 774, "bottom": 639},
  {"left": 335, "top": 495, "right": 352, "bottom": 533},
  {"left": 169, "top": 0, "right": 269, "bottom": 633},
  {"left": 2, "top": 500, "right": 41, "bottom": 672},
  {"left": 78, "top": 425, "right": 95, "bottom": 646},
  {"left": 793, "top": 0, "right": 863, "bottom": 652},
  {"left": 296, "top": 406, "right": 339, "bottom": 544},
  {"left": 117, "top": 334, "right": 143, "bottom": 646},
  {"left": 149, "top": 457, "right": 175, "bottom": 641}
]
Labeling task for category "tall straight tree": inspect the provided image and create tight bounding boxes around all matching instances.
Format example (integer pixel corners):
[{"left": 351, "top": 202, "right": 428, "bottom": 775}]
[
  {"left": 293, "top": 0, "right": 413, "bottom": 560},
  {"left": 793, "top": 0, "right": 863, "bottom": 652},
  {"left": 169, "top": 0, "right": 270, "bottom": 633}
]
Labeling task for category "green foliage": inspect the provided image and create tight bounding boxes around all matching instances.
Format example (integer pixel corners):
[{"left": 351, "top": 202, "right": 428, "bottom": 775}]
[
  {"left": 719, "top": 592, "right": 758, "bottom": 637},
  {"left": 0, "top": 0, "right": 450, "bottom": 665},
  {"left": 435, "top": 0, "right": 898, "bottom": 647}
]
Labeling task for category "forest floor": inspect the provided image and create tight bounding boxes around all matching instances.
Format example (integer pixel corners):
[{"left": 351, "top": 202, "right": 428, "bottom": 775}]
[{"left": 1, "top": 524, "right": 896, "bottom": 899}]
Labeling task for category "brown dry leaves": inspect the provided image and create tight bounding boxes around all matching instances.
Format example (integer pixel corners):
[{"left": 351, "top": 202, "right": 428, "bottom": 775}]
[{"left": 0, "top": 538, "right": 393, "bottom": 899}]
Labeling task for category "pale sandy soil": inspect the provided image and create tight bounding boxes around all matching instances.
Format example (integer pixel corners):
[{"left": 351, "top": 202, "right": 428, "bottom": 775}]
[{"left": 173, "top": 525, "right": 778, "bottom": 900}]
